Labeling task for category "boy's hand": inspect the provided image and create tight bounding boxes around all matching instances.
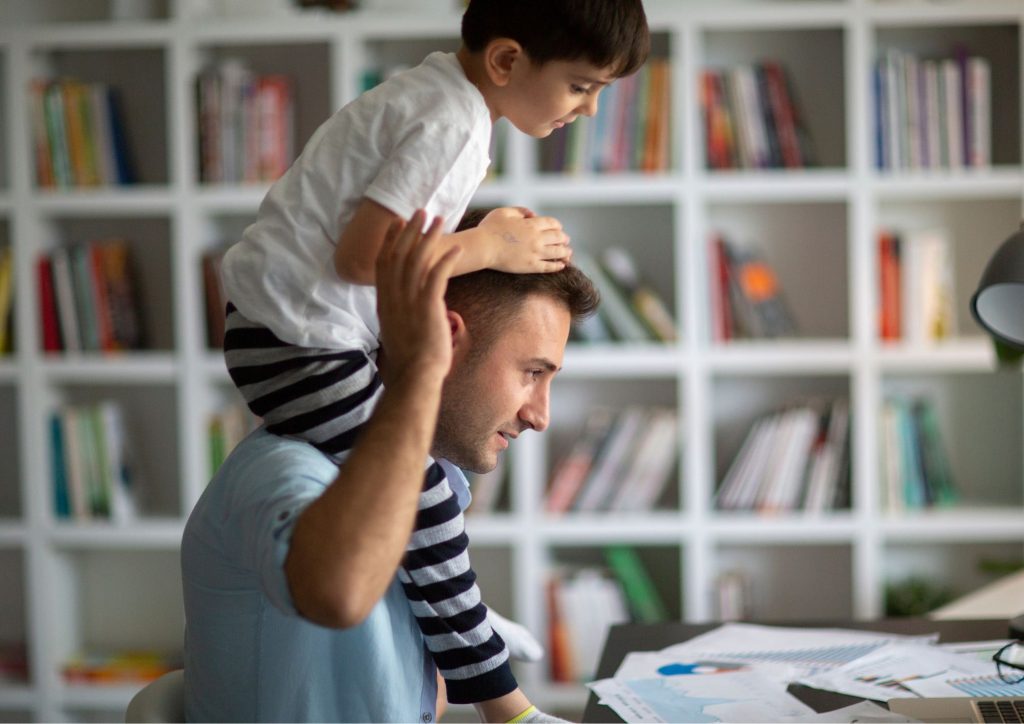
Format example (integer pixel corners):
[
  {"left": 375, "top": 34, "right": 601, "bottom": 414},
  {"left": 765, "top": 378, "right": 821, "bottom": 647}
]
[
  {"left": 479, "top": 207, "right": 571, "bottom": 273},
  {"left": 376, "top": 210, "right": 461, "bottom": 384}
]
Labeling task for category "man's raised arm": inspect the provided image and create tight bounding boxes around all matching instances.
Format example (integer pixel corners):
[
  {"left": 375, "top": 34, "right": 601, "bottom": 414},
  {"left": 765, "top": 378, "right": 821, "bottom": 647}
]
[{"left": 284, "top": 211, "right": 461, "bottom": 628}]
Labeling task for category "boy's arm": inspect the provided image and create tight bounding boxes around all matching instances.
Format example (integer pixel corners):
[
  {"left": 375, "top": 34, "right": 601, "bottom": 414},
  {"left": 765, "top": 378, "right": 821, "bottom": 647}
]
[{"left": 334, "top": 198, "right": 570, "bottom": 285}]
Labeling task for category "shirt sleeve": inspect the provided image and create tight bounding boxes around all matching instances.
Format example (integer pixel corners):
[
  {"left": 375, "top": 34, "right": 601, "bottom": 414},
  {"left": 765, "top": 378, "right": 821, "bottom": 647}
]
[{"left": 228, "top": 442, "right": 336, "bottom": 616}]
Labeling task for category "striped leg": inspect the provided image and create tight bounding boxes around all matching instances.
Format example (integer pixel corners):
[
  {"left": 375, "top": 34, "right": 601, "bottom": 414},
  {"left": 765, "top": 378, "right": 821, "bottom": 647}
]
[{"left": 223, "top": 304, "right": 516, "bottom": 703}]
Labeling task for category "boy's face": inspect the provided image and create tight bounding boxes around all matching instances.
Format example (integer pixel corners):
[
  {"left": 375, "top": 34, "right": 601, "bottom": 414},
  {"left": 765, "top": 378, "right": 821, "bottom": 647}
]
[{"left": 503, "top": 57, "right": 619, "bottom": 138}]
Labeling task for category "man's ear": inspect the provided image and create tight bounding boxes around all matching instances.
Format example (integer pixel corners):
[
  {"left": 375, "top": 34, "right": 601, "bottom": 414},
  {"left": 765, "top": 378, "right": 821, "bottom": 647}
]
[
  {"left": 483, "top": 38, "right": 524, "bottom": 87},
  {"left": 448, "top": 310, "right": 470, "bottom": 361}
]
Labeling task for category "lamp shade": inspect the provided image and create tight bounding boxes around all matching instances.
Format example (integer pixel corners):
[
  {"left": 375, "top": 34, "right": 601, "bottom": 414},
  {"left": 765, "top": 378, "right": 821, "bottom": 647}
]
[{"left": 970, "top": 223, "right": 1024, "bottom": 351}]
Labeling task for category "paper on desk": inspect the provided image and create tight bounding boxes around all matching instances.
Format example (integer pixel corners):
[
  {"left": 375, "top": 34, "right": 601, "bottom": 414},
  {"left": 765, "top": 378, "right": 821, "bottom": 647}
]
[
  {"left": 614, "top": 650, "right": 801, "bottom": 686},
  {"left": 661, "top": 624, "right": 938, "bottom": 677},
  {"left": 589, "top": 670, "right": 814, "bottom": 723},
  {"left": 775, "top": 700, "right": 917, "bottom": 723},
  {"left": 796, "top": 641, "right": 995, "bottom": 702}
]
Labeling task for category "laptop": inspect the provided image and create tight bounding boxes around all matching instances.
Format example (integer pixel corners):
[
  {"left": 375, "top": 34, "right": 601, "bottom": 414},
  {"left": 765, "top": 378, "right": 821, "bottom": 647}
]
[{"left": 889, "top": 696, "right": 1024, "bottom": 723}]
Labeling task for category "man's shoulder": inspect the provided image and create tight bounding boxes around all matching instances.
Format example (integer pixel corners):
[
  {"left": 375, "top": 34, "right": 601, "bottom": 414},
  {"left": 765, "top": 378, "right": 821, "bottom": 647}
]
[{"left": 214, "top": 428, "right": 339, "bottom": 492}]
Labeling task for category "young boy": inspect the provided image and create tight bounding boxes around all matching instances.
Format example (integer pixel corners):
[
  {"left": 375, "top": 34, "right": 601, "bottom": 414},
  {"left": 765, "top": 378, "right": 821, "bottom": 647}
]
[{"left": 220, "top": 1, "right": 649, "bottom": 719}]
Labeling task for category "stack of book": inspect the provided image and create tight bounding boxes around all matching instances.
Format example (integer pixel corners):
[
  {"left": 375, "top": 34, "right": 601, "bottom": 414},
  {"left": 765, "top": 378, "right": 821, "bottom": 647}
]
[
  {"left": 700, "top": 61, "right": 816, "bottom": 170},
  {"left": 540, "top": 58, "right": 671, "bottom": 174},
  {"left": 0, "top": 246, "right": 12, "bottom": 356},
  {"left": 197, "top": 60, "right": 294, "bottom": 184},
  {"left": 709, "top": 234, "right": 798, "bottom": 341},
  {"left": 50, "top": 401, "right": 139, "bottom": 523},
  {"left": 571, "top": 248, "right": 677, "bottom": 344},
  {"left": 880, "top": 396, "right": 958, "bottom": 512},
  {"left": 545, "top": 405, "right": 678, "bottom": 515},
  {"left": 36, "top": 239, "right": 144, "bottom": 354},
  {"left": 208, "top": 402, "right": 257, "bottom": 476},
  {"left": 877, "top": 228, "right": 956, "bottom": 344},
  {"left": 715, "top": 399, "right": 850, "bottom": 514},
  {"left": 874, "top": 48, "right": 990, "bottom": 171},
  {"left": 29, "top": 79, "right": 136, "bottom": 188},
  {"left": 548, "top": 546, "right": 668, "bottom": 683}
]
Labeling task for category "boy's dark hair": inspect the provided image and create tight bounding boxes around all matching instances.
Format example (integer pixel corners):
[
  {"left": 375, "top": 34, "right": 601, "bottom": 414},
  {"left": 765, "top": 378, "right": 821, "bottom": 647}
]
[
  {"left": 461, "top": 0, "right": 650, "bottom": 78},
  {"left": 447, "top": 208, "right": 601, "bottom": 354}
]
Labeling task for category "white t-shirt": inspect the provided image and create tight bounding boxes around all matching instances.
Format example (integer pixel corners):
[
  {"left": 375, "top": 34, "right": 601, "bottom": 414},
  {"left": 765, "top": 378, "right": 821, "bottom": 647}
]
[{"left": 221, "top": 51, "right": 492, "bottom": 350}]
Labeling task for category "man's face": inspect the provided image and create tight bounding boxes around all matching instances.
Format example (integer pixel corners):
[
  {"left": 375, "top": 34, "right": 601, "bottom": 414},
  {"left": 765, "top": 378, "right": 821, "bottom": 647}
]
[
  {"left": 434, "top": 294, "right": 571, "bottom": 473},
  {"left": 502, "top": 57, "right": 618, "bottom": 138}
]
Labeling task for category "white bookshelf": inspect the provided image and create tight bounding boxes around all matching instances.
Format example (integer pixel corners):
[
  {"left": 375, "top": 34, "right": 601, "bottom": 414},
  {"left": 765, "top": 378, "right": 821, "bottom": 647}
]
[{"left": 0, "top": 0, "right": 1022, "bottom": 720}]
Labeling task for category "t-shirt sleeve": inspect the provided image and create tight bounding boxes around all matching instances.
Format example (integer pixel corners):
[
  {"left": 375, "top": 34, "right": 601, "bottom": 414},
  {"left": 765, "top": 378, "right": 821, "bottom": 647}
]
[
  {"left": 364, "top": 118, "right": 476, "bottom": 222},
  {"left": 229, "top": 445, "right": 336, "bottom": 616}
]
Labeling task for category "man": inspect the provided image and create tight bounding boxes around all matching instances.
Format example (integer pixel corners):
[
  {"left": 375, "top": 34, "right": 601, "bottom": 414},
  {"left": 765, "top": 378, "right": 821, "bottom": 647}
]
[{"left": 181, "top": 209, "right": 599, "bottom": 722}]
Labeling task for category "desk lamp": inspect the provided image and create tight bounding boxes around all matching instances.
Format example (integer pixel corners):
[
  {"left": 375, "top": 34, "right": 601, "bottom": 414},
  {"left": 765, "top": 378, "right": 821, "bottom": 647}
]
[
  {"left": 970, "top": 225, "right": 1024, "bottom": 641},
  {"left": 970, "top": 221, "right": 1024, "bottom": 362}
]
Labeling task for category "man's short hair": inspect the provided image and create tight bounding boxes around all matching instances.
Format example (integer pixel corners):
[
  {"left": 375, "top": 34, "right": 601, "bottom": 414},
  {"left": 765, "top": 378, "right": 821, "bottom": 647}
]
[
  {"left": 461, "top": 0, "right": 650, "bottom": 78},
  {"left": 446, "top": 208, "right": 601, "bottom": 354}
]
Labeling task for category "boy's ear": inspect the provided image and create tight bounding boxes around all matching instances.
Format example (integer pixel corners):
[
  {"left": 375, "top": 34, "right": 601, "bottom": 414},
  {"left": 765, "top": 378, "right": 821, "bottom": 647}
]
[{"left": 483, "top": 38, "right": 524, "bottom": 87}]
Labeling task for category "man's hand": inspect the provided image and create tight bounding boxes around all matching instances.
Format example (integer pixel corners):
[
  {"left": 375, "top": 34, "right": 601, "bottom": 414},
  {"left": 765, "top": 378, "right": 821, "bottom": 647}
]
[
  {"left": 478, "top": 207, "right": 571, "bottom": 273},
  {"left": 376, "top": 210, "right": 461, "bottom": 385}
]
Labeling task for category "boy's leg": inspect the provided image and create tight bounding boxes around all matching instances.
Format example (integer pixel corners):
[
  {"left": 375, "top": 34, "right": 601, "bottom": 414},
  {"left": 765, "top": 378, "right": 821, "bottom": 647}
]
[{"left": 223, "top": 304, "right": 517, "bottom": 703}]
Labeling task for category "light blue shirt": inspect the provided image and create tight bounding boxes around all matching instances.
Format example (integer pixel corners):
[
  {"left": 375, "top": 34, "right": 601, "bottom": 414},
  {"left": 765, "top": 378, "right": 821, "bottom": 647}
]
[{"left": 181, "top": 428, "right": 439, "bottom": 723}]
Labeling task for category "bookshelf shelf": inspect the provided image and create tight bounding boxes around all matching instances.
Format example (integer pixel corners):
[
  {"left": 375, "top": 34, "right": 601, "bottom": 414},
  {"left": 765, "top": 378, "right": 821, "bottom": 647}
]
[
  {"left": 1, "top": 1, "right": 1022, "bottom": 720},
  {"left": 47, "top": 521, "right": 184, "bottom": 550},
  {"left": 39, "top": 356, "right": 178, "bottom": 382}
]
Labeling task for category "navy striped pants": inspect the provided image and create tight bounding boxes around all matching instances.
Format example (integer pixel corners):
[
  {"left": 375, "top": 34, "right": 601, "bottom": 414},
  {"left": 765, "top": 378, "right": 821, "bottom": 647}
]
[{"left": 222, "top": 303, "right": 516, "bottom": 703}]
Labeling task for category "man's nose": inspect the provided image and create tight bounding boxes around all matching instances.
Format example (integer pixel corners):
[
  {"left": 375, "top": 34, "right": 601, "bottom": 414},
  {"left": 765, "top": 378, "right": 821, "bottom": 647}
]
[{"left": 520, "top": 387, "right": 550, "bottom": 432}]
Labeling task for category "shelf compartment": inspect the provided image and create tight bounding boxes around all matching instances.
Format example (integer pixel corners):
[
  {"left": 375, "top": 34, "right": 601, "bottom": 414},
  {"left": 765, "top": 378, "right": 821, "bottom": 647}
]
[
  {"left": 876, "top": 196, "right": 1023, "bottom": 346},
  {"left": 707, "top": 200, "right": 850, "bottom": 342},
  {"left": 713, "top": 542, "right": 853, "bottom": 620},
  {"left": 701, "top": 25, "right": 846, "bottom": 170},
  {"left": 881, "top": 370, "right": 1023, "bottom": 509},
  {"left": 0, "top": 385, "right": 21, "bottom": 519},
  {"left": 711, "top": 373, "right": 852, "bottom": 513},
  {"left": 28, "top": 44, "right": 169, "bottom": 186},
  {"left": 873, "top": 22, "right": 1020, "bottom": 169},
  {"left": 882, "top": 540, "right": 1022, "bottom": 616},
  {"left": 39, "top": 215, "right": 175, "bottom": 353},
  {"left": 193, "top": 40, "right": 331, "bottom": 185},
  {"left": 0, "top": 549, "right": 29, "bottom": 687},
  {"left": 46, "top": 548, "right": 181, "bottom": 710},
  {"left": 546, "top": 377, "right": 682, "bottom": 516},
  {"left": 359, "top": 33, "right": 460, "bottom": 91},
  {"left": 537, "top": 201, "right": 679, "bottom": 346},
  {"left": 44, "top": 382, "right": 182, "bottom": 521}
]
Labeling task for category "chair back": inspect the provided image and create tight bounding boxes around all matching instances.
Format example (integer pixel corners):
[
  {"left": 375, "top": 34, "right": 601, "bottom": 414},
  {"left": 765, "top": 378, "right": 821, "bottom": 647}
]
[{"left": 125, "top": 669, "right": 185, "bottom": 723}]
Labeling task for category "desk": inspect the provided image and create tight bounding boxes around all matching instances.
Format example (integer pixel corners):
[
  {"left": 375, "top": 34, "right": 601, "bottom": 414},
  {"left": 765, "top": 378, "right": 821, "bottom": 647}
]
[{"left": 582, "top": 618, "right": 1011, "bottom": 722}]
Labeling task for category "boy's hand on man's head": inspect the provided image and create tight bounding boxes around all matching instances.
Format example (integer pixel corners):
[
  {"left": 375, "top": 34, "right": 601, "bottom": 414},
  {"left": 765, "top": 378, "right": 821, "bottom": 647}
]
[
  {"left": 375, "top": 210, "right": 461, "bottom": 385},
  {"left": 480, "top": 206, "right": 572, "bottom": 273}
]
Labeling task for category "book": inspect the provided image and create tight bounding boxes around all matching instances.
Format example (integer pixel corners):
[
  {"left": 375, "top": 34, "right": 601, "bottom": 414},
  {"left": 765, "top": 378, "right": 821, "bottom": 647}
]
[
  {"left": 717, "top": 237, "right": 798, "bottom": 339},
  {"left": 546, "top": 407, "right": 617, "bottom": 514},
  {"left": 599, "top": 247, "right": 677, "bottom": 342},
  {"left": 202, "top": 250, "right": 227, "bottom": 349},
  {"left": 50, "top": 247, "right": 81, "bottom": 353},
  {"left": 572, "top": 406, "right": 649, "bottom": 512},
  {"left": 50, "top": 413, "right": 72, "bottom": 518},
  {"left": 572, "top": 251, "right": 652, "bottom": 342},
  {"left": 0, "top": 247, "right": 12, "bottom": 354},
  {"left": 38, "top": 256, "right": 62, "bottom": 353},
  {"left": 603, "top": 545, "right": 669, "bottom": 623},
  {"left": 878, "top": 230, "right": 902, "bottom": 341},
  {"left": 606, "top": 407, "right": 679, "bottom": 512}
]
